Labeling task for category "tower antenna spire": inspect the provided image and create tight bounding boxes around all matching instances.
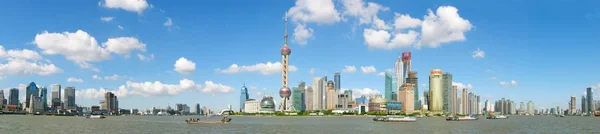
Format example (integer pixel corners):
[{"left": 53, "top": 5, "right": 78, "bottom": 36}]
[{"left": 284, "top": 12, "right": 288, "bottom": 46}]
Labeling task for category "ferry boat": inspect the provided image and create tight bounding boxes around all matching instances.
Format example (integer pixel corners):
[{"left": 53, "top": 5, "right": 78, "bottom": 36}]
[
  {"left": 185, "top": 117, "right": 232, "bottom": 124},
  {"left": 86, "top": 115, "right": 106, "bottom": 119},
  {"left": 446, "top": 116, "right": 478, "bottom": 121},
  {"left": 373, "top": 116, "right": 417, "bottom": 122},
  {"left": 486, "top": 115, "right": 508, "bottom": 119}
]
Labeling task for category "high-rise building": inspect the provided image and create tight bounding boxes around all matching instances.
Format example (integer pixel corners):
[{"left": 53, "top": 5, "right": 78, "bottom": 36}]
[
  {"left": 312, "top": 77, "right": 325, "bottom": 110},
  {"left": 461, "top": 88, "right": 467, "bottom": 114},
  {"left": 194, "top": 103, "right": 201, "bottom": 114},
  {"left": 105, "top": 92, "right": 119, "bottom": 113},
  {"left": 398, "top": 83, "right": 415, "bottom": 113},
  {"left": 51, "top": 84, "right": 61, "bottom": 109},
  {"left": 429, "top": 69, "right": 443, "bottom": 113},
  {"left": 278, "top": 14, "right": 292, "bottom": 112},
  {"left": 467, "top": 92, "right": 473, "bottom": 115},
  {"left": 519, "top": 102, "right": 526, "bottom": 114},
  {"left": 406, "top": 71, "right": 419, "bottom": 110},
  {"left": 477, "top": 95, "right": 481, "bottom": 115},
  {"left": 442, "top": 73, "right": 452, "bottom": 114},
  {"left": 305, "top": 86, "right": 313, "bottom": 111},
  {"left": 451, "top": 86, "right": 458, "bottom": 114},
  {"left": 326, "top": 81, "right": 337, "bottom": 110},
  {"left": 240, "top": 84, "right": 249, "bottom": 112},
  {"left": 0, "top": 90, "right": 4, "bottom": 105},
  {"left": 582, "top": 95, "right": 587, "bottom": 114},
  {"left": 334, "top": 73, "right": 341, "bottom": 91},
  {"left": 337, "top": 93, "right": 350, "bottom": 110},
  {"left": 569, "top": 95, "right": 576, "bottom": 115},
  {"left": 63, "top": 87, "right": 76, "bottom": 109},
  {"left": 39, "top": 87, "right": 47, "bottom": 110},
  {"left": 292, "top": 87, "right": 305, "bottom": 111},
  {"left": 527, "top": 101, "right": 534, "bottom": 115},
  {"left": 402, "top": 52, "right": 411, "bottom": 83},
  {"left": 586, "top": 87, "right": 594, "bottom": 113},
  {"left": 424, "top": 91, "right": 430, "bottom": 111},
  {"left": 25, "top": 82, "right": 39, "bottom": 108},
  {"left": 28, "top": 96, "right": 44, "bottom": 113},
  {"left": 395, "top": 56, "right": 404, "bottom": 87},
  {"left": 9, "top": 88, "right": 18, "bottom": 105},
  {"left": 384, "top": 72, "right": 398, "bottom": 101}
]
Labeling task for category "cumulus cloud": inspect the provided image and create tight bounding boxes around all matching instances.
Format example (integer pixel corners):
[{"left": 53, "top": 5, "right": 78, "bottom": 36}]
[
  {"left": 293, "top": 23, "right": 314, "bottom": 45},
  {"left": 342, "top": 65, "right": 357, "bottom": 73},
  {"left": 0, "top": 59, "right": 62, "bottom": 76},
  {"left": 344, "top": 88, "right": 381, "bottom": 99},
  {"left": 67, "top": 77, "right": 84, "bottom": 83},
  {"left": 216, "top": 62, "right": 298, "bottom": 75},
  {"left": 201, "top": 81, "right": 235, "bottom": 94},
  {"left": 393, "top": 13, "right": 421, "bottom": 30},
  {"left": 360, "top": 66, "right": 376, "bottom": 74},
  {"left": 377, "top": 72, "right": 386, "bottom": 76},
  {"left": 0, "top": 46, "right": 42, "bottom": 60},
  {"left": 287, "top": 0, "right": 340, "bottom": 24},
  {"left": 102, "top": 0, "right": 149, "bottom": 14},
  {"left": 123, "top": 79, "right": 234, "bottom": 97},
  {"left": 100, "top": 16, "right": 115, "bottom": 22},
  {"left": 500, "top": 80, "right": 518, "bottom": 86},
  {"left": 417, "top": 6, "right": 473, "bottom": 48},
  {"left": 452, "top": 82, "right": 473, "bottom": 90},
  {"left": 92, "top": 74, "right": 125, "bottom": 80},
  {"left": 472, "top": 48, "right": 485, "bottom": 59},
  {"left": 137, "top": 53, "right": 154, "bottom": 62},
  {"left": 75, "top": 86, "right": 130, "bottom": 99},
  {"left": 363, "top": 28, "right": 418, "bottom": 49},
  {"left": 341, "top": 0, "right": 388, "bottom": 25},
  {"left": 102, "top": 37, "right": 146, "bottom": 57},
  {"left": 174, "top": 57, "right": 196, "bottom": 75}
]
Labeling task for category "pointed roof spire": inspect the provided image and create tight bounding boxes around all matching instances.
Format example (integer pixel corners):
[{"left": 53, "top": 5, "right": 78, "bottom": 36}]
[{"left": 284, "top": 12, "right": 288, "bottom": 46}]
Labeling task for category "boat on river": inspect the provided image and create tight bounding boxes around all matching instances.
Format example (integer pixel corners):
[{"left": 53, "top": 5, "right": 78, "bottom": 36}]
[
  {"left": 86, "top": 115, "right": 106, "bottom": 119},
  {"left": 446, "top": 116, "right": 478, "bottom": 121},
  {"left": 373, "top": 116, "right": 416, "bottom": 122},
  {"left": 185, "top": 117, "right": 232, "bottom": 124},
  {"left": 486, "top": 115, "right": 508, "bottom": 119}
]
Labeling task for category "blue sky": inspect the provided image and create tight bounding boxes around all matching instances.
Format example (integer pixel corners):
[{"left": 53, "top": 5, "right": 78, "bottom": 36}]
[{"left": 0, "top": 0, "right": 599, "bottom": 112}]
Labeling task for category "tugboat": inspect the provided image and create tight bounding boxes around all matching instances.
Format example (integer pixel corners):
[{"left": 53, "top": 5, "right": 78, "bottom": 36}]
[
  {"left": 446, "top": 116, "right": 478, "bottom": 121},
  {"left": 373, "top": 116, "right": 417, "bottom": 122},
  {"left": 186, "top": 117, "right": 232, "bottom": 124}
]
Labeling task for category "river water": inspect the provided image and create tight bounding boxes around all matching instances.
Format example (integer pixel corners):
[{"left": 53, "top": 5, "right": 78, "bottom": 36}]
[{"left": 0, "top": 115, "right": 598, "bottom": 133}]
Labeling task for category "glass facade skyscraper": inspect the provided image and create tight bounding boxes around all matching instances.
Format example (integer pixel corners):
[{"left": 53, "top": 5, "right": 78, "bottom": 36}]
[
  {"left": 586, "top": 87, "right": 593, "bottom": 113},
  {"left": 240, "top": 84, "right": 249, "bottom": 112},
  {"left": 9, "top": 88, "right": 18, "bottom": 105},
  {"left": 25, "top": 82, "right": 39, "bottom": 108},
  {"left": 334, "top": 73, "right": 340, "bottom": 91},
  {"left": 39, "top": 87, "right": 48, "bottom": 111},
  {"left": 384, "top": 73, "right": 398, "bottom": 101},
  {"left": 291, "top": 87, "right": 305, "bottom": 111},
  {"left": 442, "top": 73, "right": 452, "bottom": 114}
]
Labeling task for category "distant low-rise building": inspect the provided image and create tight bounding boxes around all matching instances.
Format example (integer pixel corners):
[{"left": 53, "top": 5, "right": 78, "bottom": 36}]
[
  {"left": 368, "top": 95, "right": 386, "bottom": 113},
  {"left": 244, "top": 99, "right": 260, "bottom": 113}
]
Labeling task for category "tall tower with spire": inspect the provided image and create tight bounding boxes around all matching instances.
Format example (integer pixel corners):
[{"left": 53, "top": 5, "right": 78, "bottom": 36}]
[{"left": 279, "top": 12, "right": 293, "bottom": 112}]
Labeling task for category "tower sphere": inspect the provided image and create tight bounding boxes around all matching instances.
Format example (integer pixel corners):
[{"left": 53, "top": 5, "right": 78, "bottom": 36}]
[
  {"left": 281, "top": 45, "right": 291, "bottom": 55},
  {"left": 279, "top": 87, "right": 291, "bottom": 98}
]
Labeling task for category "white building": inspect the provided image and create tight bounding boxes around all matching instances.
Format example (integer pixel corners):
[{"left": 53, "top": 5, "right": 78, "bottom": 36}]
[
  {"left": 244, "top": 99, "right": 260, "bottom": 113},
  {"left": 395, "top": 58, "right": 404, "bottom": 87}
]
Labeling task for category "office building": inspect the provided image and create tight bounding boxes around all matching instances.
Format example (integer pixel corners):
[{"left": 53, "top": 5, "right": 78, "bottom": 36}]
[
  {"left": 305, "top": 86, "right": 313, "bottom": 111},
  {"left": 402, "top": 52, "right": 412, "bottom": 83},
  {"left": 586, "top": 87, "right": 594, "bottom": 113},
  {"left": 337, "top": 93, "right": 350, "bottom": 110},
  {"left": 292, "top": 87, "right": 305, "bottom": 111},
  {"left": 312, "top": 77, "right": 327, "bottom": 110},
  {"left": 51, "top": 84, "right": 61, "bottom": 109},
  {"left": 368, "top": 95, "right": 386, "bottom": 112},
  {"left": 240, "top": 84, "right": 249, "bottom": 112},
  {"left": 423, "top": 91, "right": 430, "bottom": 111},
  {"left": 527, "top": 101, "right": 534, "bottom": 115},
  {"left": 25, "top": 82, "right": 39, "bottom": 108},
  {"left": 569, "top": 95, "right": 576, "bottom": 115},
  {"left": 395, "top": 56, "right": 404, "bottom": 87},
  {"left": 243, "top": 99, "right": 259, "bottom": 113},
  {"left": 63, "top": 87, "right": 76, "bottom": 109},
  {"left": 334, "top": 73, "right": 341, "bottom": 91},
  {"left": 519, "top": 102, "right": 526, "bottom": 114},
  {"left": 9, "top": 88, "right": 18, "bottom": 105},
  {"left": 406, "top": 71, "right": 419, "bottom": 110},
  {"left": 442, "top": 73, "right": 452, "bottom": 114},
  {"left": 104, "top": 92, "right": 118, "bottom": 113},
  {"left": 451, "top": 85, "right": 458, "bottom": 114},
  {"left": 39, "top": 87, "right": 47, "bottom": 110},
  {"left": 384, "top": 73, "right": 398, "bottom": 101},
  {"left": 28, "top": 96, "right": 44, "bottom": 113},
  {"left": 461, "top": 88, "right": 467, "bottom": 114},
  {"left": 428, "top": 69, "right": 443, "bottom": 113},
  {"left": 398, "top": 83, "right": 415, "bottom": 113},
  {"left": 194, "top": 103, "right": 201, "bottom": 114},
  {"left": 326, "top": 81, "right": 337, "bottom": 110},
  {"left": 0, "top": 90, "right": 4, "bottom": 105},
  {"left": 582, "top": 95, "right": 587, "bottom": 114}
]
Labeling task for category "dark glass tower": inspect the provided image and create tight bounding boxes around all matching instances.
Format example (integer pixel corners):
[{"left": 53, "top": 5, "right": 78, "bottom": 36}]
[{"left": 240, "top": 84, "right": 249, "bottom": 112}]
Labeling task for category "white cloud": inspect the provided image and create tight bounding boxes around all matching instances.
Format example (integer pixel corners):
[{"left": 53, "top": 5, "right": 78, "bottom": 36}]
[
  {"left": 0, "top": 46, "right": 42, "bottom": 60},
  {"left": 417, "top": 6, "right": 473, "bottom": 48},
  {"left": 216, "top": 62, "right": 298, "bottom": 75},
  {"left": 174, "top": 57, "right": 196, "bottom": 75},
  {"left": 0, "top": 59, "right": 62, "bottom": 76},
  {"left": 102, "top": 37, "right": 146, "bottom": 57},
  {"left": 200, "top": 81, "right": 235, "bottom": 94},
  {"left": 452, "top": 82, "right": 473, "bottom": 90},
  {"left": 472, "top": 48, "right": 485, "bottom": 59},
  {"left": 164, "top": 17, "right": 173, "bottom": 27},
  {"left": 345, "top": 88, "right": 381, "bottom": 99},
  {"left": 100, "top": 16, "right": 115, "bottom": 22},
  {"left": 287, "top": 0, "right": 340, "bottom": 24},
  {"left": 118, "top": 25, "right": 124, "bottom": 30},
  {"left": 34, "top": 30, "right": 111, "bottom": 71},
  {"left": 372, "top": 16, "right": 390, "bottom": 30},
  {"left": 293, "top": 23, "right": 313, "bottom": 45},
  {"left": 75, "top": 88, "right": 105, "bottom": 99},
  {"left": 363, "top": 28, "right": 418, "bottom": 49},
  {"left": 341, "top": 0, "right": 388, "bottom": 25},
  {"left": 137, "top": 53, "right": 154, "bottom": 62},
  {"left": 377, "top": 72, "right": 385, "bottom": 76},
  {"left": 360, "top": 66, "right": 376, "bottom": 74},
  {"left": 393, "top": 13, "right": 421, "bottom": 30},
  {"left": 67, "top": 77, "right": 84, "bottom": 83},
  {"left": 123, "top": 79, "right": 234, "bottom": 97},
  {"left": 103, "top": 0, "right": 149, "bottom": 14},
  {"left": 342, "top": 65, "right": 357, "bottom": 73},
  {"left": 500, "top": 80, "right": 518, "bottom": 86},
  {"left": 92, "top": 74, "right": 125, "bottom": 80},
  {"left": 309, "top": 68, "right": 317, "bottom": 75}
]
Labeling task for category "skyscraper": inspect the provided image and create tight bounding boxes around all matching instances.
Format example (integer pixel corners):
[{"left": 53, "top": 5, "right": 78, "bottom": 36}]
[
  {"left": 395, "top": 56, "right": 404, "bottom": 87},
  {"left": 25, "top": 82, "right": 39, "bottom": 108},
  {"left": 63, "top": 87, "right": 75, "bottom": 109},
  {"left": 305, "top": 86, "right": 313, "bottom": 111},
  {"left": 194, "top": 103, "right": 201, "bottom": 115},
  {"left": 407, "top": 71, "right": 419, "bottom": 110},
  {"left": 442, "top": 73, "right": 452, "bottom": 114},
  {"left": 398, "top": 83, "right": 415, "bottom": 113},
  {"left": 451, "top": 85, "right": 458, "bottom": 114},
  {"left": 384, "top": 72, "right": 398, "bottom": 101},
  {"left": 582, "top": 95, "right": 587, "bottom": 114},
  {"left": 9, "top": 88, "right": 18, "bottom": 105},
  {"left": 291, "top": 87, "right": 305, "bottom": 111},
  {"left": 105, "top": 92, "right": 119, "bottom": 113},
  {"left": 334, "top": 72, "right": 340, "bottom": 91},
  {"left": 39, "top": 87, "right": 47, "bottom": 110},
  {"left": 462, "top": 88, "right": 467, "bottom": 114},
  {"left": 0, "top": 90, "right": 4, "bottom": 105},
  {"left": 569, "top": 95, "right": 576, "bottom": 115},
  {"left": 424, "top": 91, "right": 430, "bottom": 111},
  {"left": 312, "top": 77, "right": 325, "bottom": 110},
  {"left": 278, "top": 13, "right": 292, "bottom": 112},
  {"left": 527, "top": 101, "right": 534, "bottom": 115},
  {"left": 240, "top": 84, "right": 249, "bottom": 112},
  {"left": 586, "top": 87, "right": 593, "bottom": 113},
  {"left": 326, "top": 81, "right": 336, "bottom": 110},
  {"left": 520, "top": 102, "right": 526, "bottom": 114},
  {"left": 51, "top": 84, "right": 61, "bottom": 109},
  {"left": 402, "top": 52, "right": 411, "bottom": 83},
  {"left": 429, "top": 69, "right": 443, "bottom": 113}
]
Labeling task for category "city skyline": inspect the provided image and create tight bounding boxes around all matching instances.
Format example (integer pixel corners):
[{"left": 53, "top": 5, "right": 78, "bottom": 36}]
[{"left": 0, "top": 0, "right": 600, "bottom": 111}]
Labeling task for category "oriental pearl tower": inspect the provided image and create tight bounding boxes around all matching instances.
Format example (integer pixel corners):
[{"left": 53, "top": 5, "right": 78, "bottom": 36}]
[{"left": 279, "top": 13, "right": 293, "bottom": 112}]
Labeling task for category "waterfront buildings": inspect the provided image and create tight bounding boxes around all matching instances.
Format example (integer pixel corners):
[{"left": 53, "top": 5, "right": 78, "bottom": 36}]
[
  {"left": 429, "top": 69, "right": 443, "bottom": 113},
  {"left": 63, "top": 87, "right": 76, "bottom": 109},
  {"left": 305, "top": 86, "right": 313, "bottom": 111},
  {"left": 395, "top": 56, "right": 404, "bottom": 88},
  {"left": 337, "top": 93, "right": 350, "bottom": 110},
  {"left": 520, "top": 102, "right": 526, "bottom": 114},
  {"left": 461, "top": 88, "right": 467, "bottom": 114},
  {"left": 368, "top": 95, "right": 386, "bottom": 112},
  {"left": 39, "top": 87, "right": 47, "bottom": 111},
  {"left": 194, "top": 103, "right": 201, "bottom": 115},
  {"left": 9, "top": 88, "right": 18, "bottom": 105},
  {"left": 104, "top": 92, "right": 118, "bottom": 113},
  {"left": 28, "top": 96, "right": 44, "bottom": 113},
  {"left": 586, "top": 87, "right": 594, "bottom": 113},
  {"left": 398, "top": 83, "right": 415, "bottom": 113},
  {"left": 244, "top": 99, "right": 260, "bottom": 113},
  {"left": 51, "top": 84, "right": 61, "bottom": 109},
  {"left": 278, "top": 15, "right": 292, "bottom": 112},
  {"left": 406, "top": 71, "right": 419, "bottom": 110},
  {"left": 326, "top": 81, "right": 337, "bottom": 110},
  {"left": 423, "top": 91, "right": 430, "bottom": 111},
  {"left": 292, "top": 87, "right": 305, "bottom": 111},
  {"left": 569, "top": 95, "right": 576, "bottom": 115},
  {"left": 582, "top": 95, "right": 587, "bottom": 114},
  {"left": 260, "top": 96, "right": 276, "bottom": 113},
  {"left": 528, "top": 101, "right": 535, "bottom": 115},
  {"left": 240, "top": 84, "right": 249, "bottom": 112},
  {"left": 401, "top": 52, "right": 411, "bottom": 83},
  {"left": 334, "top": 73, "right": 341, "bottom": 91},
  {"left": 0, "top": 90, "right": 4, "bottom": 105},
  {"left": 384, "top": 73, "right": 398, "bottom": 101},
  {"left": 312, "top": 77, "right": 326, "bottom": 110},
  {"left": 25, "top": 82, "right": 39, "bottom": 108},
  {"left": 442, "top": 73, "right": 452, "bottom": 114},
  {"left": 451, "top": 86, "right": 458, "bottom": 114}
]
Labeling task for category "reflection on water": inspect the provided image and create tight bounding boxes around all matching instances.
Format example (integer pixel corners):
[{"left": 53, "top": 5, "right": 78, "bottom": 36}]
[{"left": 0, "top": 115, "right": 598, "bottom": 133}]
